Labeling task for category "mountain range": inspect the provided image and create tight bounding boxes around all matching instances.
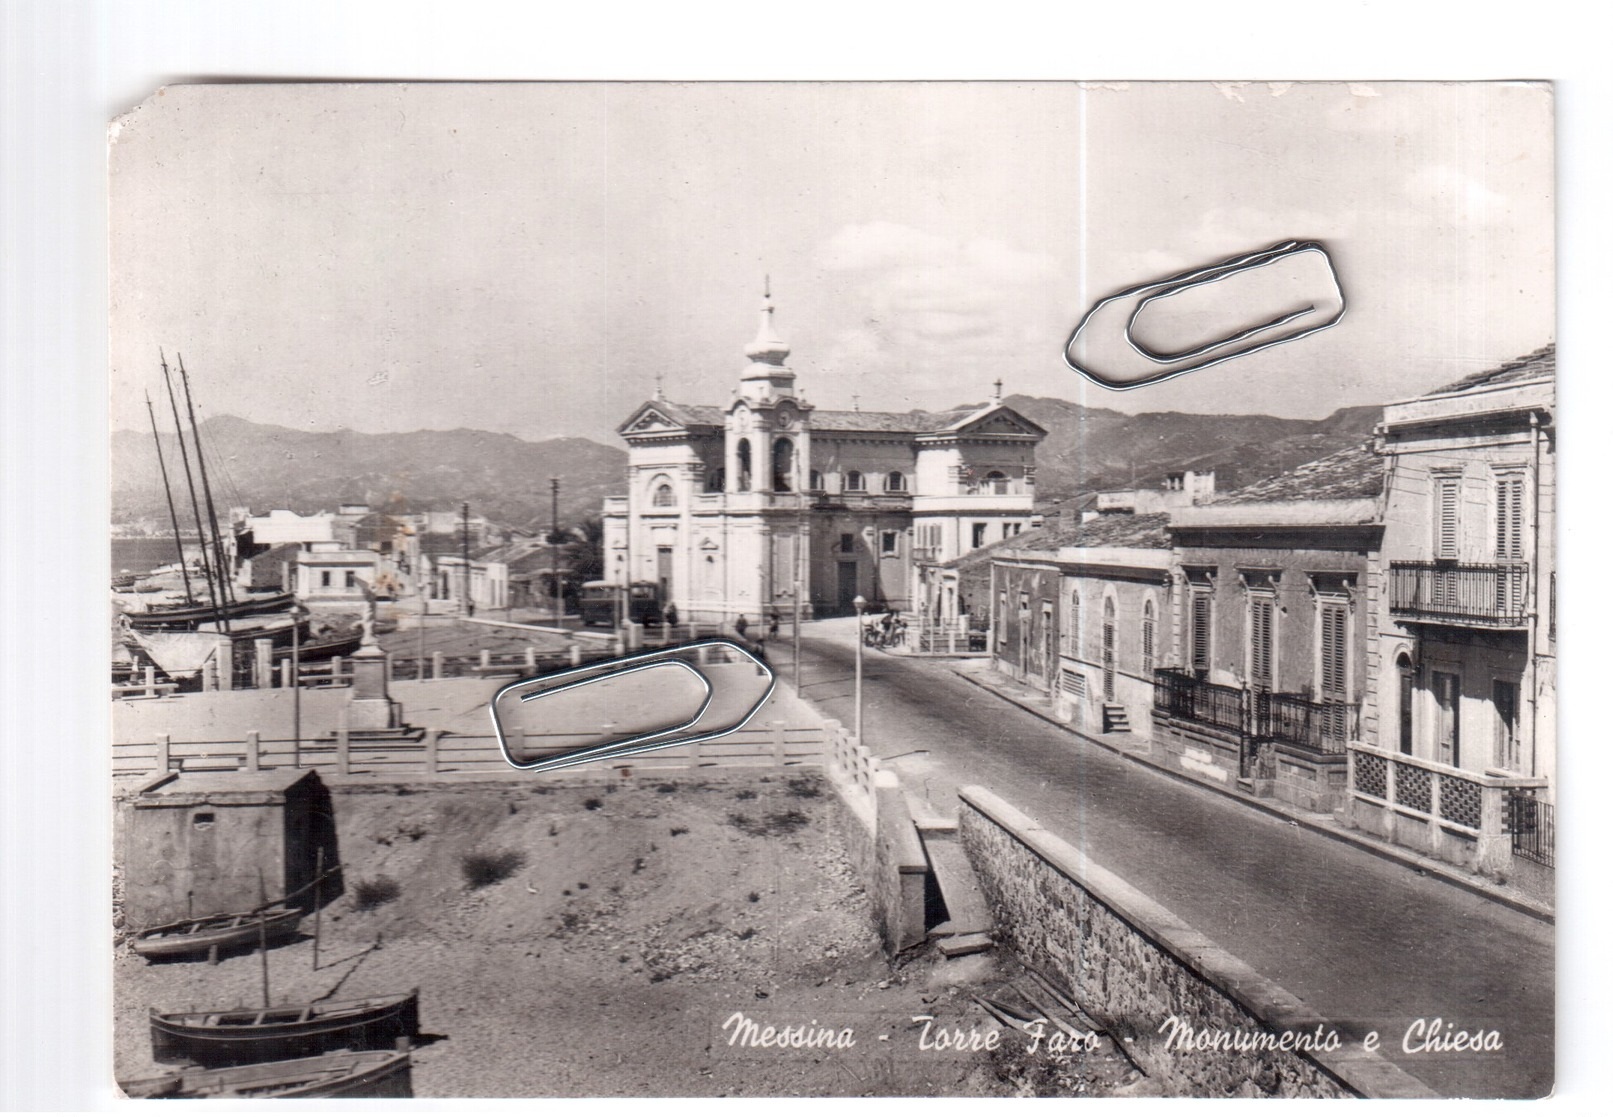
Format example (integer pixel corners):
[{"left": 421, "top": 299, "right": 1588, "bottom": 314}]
[{"left": 112, "top": 401, "right": 1383, "bottom": 529}]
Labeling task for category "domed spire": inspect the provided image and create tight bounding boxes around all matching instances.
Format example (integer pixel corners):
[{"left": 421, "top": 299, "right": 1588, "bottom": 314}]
[{"left": 743, "top": 275, "right": 792, "bottom": 367}]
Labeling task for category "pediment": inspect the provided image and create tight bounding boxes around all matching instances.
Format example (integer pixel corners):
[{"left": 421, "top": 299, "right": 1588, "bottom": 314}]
[
  {"left": 952, "top": 406, "right": 1047, "bottom": 438},
  {"left": 622, "top": 405, "right": 683, "bottom": 435}
]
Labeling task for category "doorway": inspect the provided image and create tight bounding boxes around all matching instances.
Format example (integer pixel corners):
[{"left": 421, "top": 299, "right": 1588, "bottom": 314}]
[
  {"left": 837, "top": 561, "right": 858, "bottom": 613},
  {"left": 1397, "top": 653, "right": 1414, "bottom": 755},
  {"left": 1101, "top": 598, "right": 1116, "bottom": 702},
  {"left": 1432, "top": 670, "right": 1461, "bottom": 767}
]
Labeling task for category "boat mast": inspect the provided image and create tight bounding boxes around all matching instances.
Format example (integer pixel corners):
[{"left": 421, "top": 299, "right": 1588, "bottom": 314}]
[
  {"left": 144, "top": 390, "right": 195, "bottom": 603},
  {"left": 177, "top": 354, "right": 238, "bottom": 619},
  {"left": 161, "top": 351, "right": 226, "bottom": 633}
]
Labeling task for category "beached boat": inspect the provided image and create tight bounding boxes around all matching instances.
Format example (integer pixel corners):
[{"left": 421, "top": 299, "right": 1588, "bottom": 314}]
[
  {"left": 151, "top": 989, "right": 420, "bottom": 1065},
  {"left": 131, "top": 904, "right": 303, "bottom": 961},
  {"left": 119, "top": 1049, "right": 412, "bottom": 1099},
  {"left": 125, "top": 591, "right": 297, "bottom": 630}
]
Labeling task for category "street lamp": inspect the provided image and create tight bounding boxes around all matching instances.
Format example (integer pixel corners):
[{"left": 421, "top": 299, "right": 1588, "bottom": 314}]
[
  {"left": 853, "top": 593, "right": 867, "bottom": 743},
  {"left": 288, "top": 602, "right": 310, "bottom": 769}
]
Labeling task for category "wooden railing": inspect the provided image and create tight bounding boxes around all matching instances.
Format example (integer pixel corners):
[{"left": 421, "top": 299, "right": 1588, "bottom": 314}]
[{"left": 115, "top": 718, "right": 833, "bottom": 782}]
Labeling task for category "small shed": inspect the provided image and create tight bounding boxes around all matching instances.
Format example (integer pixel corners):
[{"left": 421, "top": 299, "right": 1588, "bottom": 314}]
[{"left": 124, "top": 768, "right": 340, "bottom": 929}]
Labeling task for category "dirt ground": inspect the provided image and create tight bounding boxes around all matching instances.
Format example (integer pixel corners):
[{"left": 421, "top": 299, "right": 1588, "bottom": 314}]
[{"left": 115, "top": 776, "right": 1140, "bottom": 1097}]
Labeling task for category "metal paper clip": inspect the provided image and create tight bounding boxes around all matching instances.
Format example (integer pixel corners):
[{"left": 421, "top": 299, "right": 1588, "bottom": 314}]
[{"left": 1065, "top": 240, "right": 1346, "bottom": 391}]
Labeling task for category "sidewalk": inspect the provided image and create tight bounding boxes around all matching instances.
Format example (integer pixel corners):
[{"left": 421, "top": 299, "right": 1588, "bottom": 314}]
[{"left": 947, "top": 658, "right": 1554, "bottom": 924}]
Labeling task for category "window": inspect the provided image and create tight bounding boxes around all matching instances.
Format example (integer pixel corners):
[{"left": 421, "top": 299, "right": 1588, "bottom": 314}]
[
  {"left": 705, "top": 467, "right": 725, "bottom": 493},
  {"left": 839, "top": 533, "right": 855, "bottom": 554},
  {"left": 1063, "top": 589, "right": 1081, "bottom": 657},
  {"left": 996, "top": 590, "right": 1007, "bottom": 648},
  {"left": 880, "top": 531, "right": 899, "bottom": 556},
  {"left": 884, "top": 471, "right": 907, "bottom": 493},
  {"left": 845, "top": 470, "right": 866, "bottom": 492},
  {"left": 1101, "top": 597, "right": 1117, "bottom": 701},
  {"left": 652, "top": 482, "right": 676, "bottom": 507},
  {"left": 1002, "top": 522, "right": 1022, "bottom": 539},
  {"left": 809, "top": 470, "right": 823, "bottom": 492},
  {"left": 1247, "top": 595, "right": 1275, "bottom": 690},
  {"left": 1493, "top": 679, "right": 1520, "bottom": 771},
  {"left": 772, "top": 438, "right": 794, "bottom": 493},
  {"left": 984, "top": 470, "right": 1009, "bottom": 495},
  {"left": 1141, "top": 599, "right": 1156, "bottom": 674},
  {"left": 1397, "top": 654, "right": 1415, "bottom": 756},
  {"left": 971, "top": 522, "right": 988, "bottom": 549},
  {"left": 1190, "top": 591, "right": 1212, "bottom": 675},
  {"left": 1317, "top": 599, "right": 1350, "bottom": 742},
  {"left": 345, "top": 571, "right": 358, "bottom": 589},
  {"left": 320, "top": 570, "right": 332, "bottom": 588},
  {"left": 1434, "top": 474, "right": 1460, "bottom": 558},
  {"left": 736, "top": 439, "right": 752, "bottom": 492},
  {"left": 192, "top": 811, "right": 215, "bottom": 830},
  {"left": 1495, "top": 474, "right": 1525, "bottom": 558}
]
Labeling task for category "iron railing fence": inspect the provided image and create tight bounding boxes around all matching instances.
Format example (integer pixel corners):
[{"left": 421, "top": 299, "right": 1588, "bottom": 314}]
[
  {"left": 1508, "top": 790, "right": 1555, "bottom": 867},
  {"left": 1389, "top": 560, "right": 1530, "bottom": 627}
]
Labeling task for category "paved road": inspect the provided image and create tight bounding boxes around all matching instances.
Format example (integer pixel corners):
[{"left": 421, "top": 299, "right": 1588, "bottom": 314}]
[{"left": 789, "top": 627, "right": 1552, "bottom": 1099}]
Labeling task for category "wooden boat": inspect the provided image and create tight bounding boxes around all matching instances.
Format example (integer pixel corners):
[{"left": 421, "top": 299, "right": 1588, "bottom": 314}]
[
  {"left": 119, "top": 1049, "right": 412, "bottom": 1099},
  {"left": 126, "top": 591, "right": 296, "bottom": 630},
  {"left": 151, "top": 989, "right": 420, "bottom": 1065},
  {"left": 131, "top": 904, "right": 302, "bottom": 961}
]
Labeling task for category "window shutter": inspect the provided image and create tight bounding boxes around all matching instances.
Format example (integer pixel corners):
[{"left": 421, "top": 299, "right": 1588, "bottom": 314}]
[
  {"left": 1436, "top": 476, "right": 1460, "bottom": 558},
  {"left": 1191, "top": 594, "right": 1211, "bottom": 672},
  {"left": 1141, "top": 603, "right": 1155, "bottom": 673},
  {"left": 1249, "top": 598, "right": 1273, "bottom": 689},
  {"left": 1320, "top": 603, "right": 1347, "bottom": 699},
  {"left": 1495, "top": 476, "right": 1524, "bottom": 560}
]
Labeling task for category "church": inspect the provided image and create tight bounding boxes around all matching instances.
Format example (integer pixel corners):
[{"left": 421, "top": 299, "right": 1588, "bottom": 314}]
[{"left": 601, "top": 289, "right": 1046, "bottom": 625}]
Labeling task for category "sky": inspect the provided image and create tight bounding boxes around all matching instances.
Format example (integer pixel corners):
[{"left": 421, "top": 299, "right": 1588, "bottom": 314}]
[{"left": 108, "top": 81, "right": 1554, "bottom": 442}]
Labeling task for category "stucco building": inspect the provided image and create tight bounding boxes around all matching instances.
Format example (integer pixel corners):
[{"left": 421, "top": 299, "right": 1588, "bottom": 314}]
[{"left": 602, "top": 290, "right": 1045, "bottom": 624}]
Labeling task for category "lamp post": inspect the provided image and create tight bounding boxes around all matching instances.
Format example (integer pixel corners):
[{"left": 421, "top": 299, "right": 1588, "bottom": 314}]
[
  {"left": 853, "top": 594, "right": 867, "bottom": 743},
  {"left": 288, "top": 602, "right": 309, "bottom": 768}
]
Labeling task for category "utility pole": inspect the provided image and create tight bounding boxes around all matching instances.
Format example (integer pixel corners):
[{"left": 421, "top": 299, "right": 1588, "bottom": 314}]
[
  {"left": 550, "top": 478, "right": 562, "bottom": 625},
  {"left": 460, "top": 501, "right": 473, "bottom": 616}
]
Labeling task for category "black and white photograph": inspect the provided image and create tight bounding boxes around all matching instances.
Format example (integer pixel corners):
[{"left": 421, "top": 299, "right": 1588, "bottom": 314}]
[{"left": 104, "top": 80, "right": 1554, "bottom": 1099}]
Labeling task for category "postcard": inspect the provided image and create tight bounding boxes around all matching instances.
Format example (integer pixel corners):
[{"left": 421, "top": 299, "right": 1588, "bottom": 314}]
[{"left": 109, "top": 80, "right": 1554, "bottom": 1099}]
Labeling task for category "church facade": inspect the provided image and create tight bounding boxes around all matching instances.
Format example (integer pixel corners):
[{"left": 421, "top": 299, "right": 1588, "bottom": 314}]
[{"left": 601, "top": 292, "right": 1046, "bottom": 625}]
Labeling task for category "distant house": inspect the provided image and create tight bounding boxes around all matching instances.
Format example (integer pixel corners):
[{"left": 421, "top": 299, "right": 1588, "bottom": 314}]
[
  {"left": 1094, "top": 469, "right": 1218, "bottom": 515},
  {"left": 1151, "top": 444, "right": 1385, "bottom": 811},
  {"left": 985, "top": 513, "right": 1172, "bottom": 736},
  {"left": 1352, "top": 346, "right": 1555, "bottom": 883},
  {"left": 296, "top": 542, "right": 381, "bottom": 607}
]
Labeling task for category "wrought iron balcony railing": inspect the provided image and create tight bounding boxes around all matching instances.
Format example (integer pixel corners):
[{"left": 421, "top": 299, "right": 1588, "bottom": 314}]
[
  {"left": 1153, "top": 669, "right": 1355, "bottom": 754},
  {"left": 1388, "top": 561, "right": 1530, "bottom": 627}
]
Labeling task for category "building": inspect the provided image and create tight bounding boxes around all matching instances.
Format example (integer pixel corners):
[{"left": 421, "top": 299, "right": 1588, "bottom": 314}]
[
  {"left": 982, "top": 513, "right": 1172, "bottom": 734},
  {"left": 1150, "top": 445, "right": 1385, "bottom": 811},
  {"left": 602, "top": 290, "right": 1045, "bottom": 624},
  {"left": 429, "top": 553, "right": 510, "bottom": 612},
  {"left": 295, "top": 541, "right": 382, "bottom": 606},
  {"left": 121, "top": 768, "right": 339, "bottom": 927},
  {"left": 1095, "top": 469, "right": 1219, "bottom": 515},
  {"left": 1351, "top": 346, "right": 1555, "bottom": 883}
]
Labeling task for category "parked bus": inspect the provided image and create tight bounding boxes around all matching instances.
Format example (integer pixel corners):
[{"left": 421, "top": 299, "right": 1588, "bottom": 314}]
[{"left": 577, "top": 580, "right": 663, "bottom": 627}]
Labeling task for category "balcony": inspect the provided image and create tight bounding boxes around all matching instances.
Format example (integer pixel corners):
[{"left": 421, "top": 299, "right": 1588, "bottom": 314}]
[
  {"left": 1388, "top": 561, "right": 1529, "bottom": 628},
  {"left": 1153, "top": 669, "right": 1355, "bottom": 754}
]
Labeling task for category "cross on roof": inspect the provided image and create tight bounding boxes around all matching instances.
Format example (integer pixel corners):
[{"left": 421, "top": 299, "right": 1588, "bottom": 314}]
[{"left": 992, "top": 378, "right": 1004, "bottom": 402}]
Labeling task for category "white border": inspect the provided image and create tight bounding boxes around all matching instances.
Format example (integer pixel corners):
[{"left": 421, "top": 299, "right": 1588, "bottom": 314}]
[{"left": 3, "top": 1, "right": 1608, "bottom": 1111}]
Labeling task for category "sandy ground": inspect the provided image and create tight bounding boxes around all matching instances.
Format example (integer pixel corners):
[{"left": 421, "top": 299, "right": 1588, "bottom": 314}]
[{"left": 115, "top": 777, "right": 1138, "bottom": 1097}]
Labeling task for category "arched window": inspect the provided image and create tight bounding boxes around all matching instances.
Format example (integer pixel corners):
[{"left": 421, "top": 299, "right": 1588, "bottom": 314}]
[
  {"left": 845, "top": 470, "right": 866, "bottom": 492},
  {"left": 985, "top": 470, "right": 1009, "bottom": 495},
  {"left": 1141, "top": 599, "right": 1156, "bottom": 674},
  {"left": 809, "top": 469, "right": 824, "bottom": 492},
  {"left": 652, "top": 483, "right": 675, "bottom": 507},
  {"left": 772, "top": 437, "right": 794, "bottom": 493},
  {"left": 1063, "top": 589, "right": 1081, "bottom": 657},
  {"left": 736, "top": 439, "right": 752, "bottom": 492},
  {"left": 885, "top": 471, "right": 907, "bottom": 492},
  {"left": 1102, "top": 597, "right": 1117, "bottom": 701}
]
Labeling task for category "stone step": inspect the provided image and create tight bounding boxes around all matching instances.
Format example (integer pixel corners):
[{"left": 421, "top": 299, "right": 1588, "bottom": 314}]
[
  {"left": 938, "top": 932, "right": 994, "bottom": 958},
  {"left": 923, "top": 837, "right": 993, "bottom": 937}
]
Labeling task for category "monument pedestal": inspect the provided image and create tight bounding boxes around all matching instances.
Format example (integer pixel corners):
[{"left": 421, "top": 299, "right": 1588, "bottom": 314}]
[{"left": 346, "top": 644, "right": 403, "bottom": 732}]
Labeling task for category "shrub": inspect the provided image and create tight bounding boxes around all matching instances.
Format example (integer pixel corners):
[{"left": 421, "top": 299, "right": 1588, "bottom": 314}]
[
  {"left": 459, "top": 849, "right": 528, "bottom": 890},
  {"left": 352, "top": 876, "right": 400, "bottom": 912},
  {"left": 785, "top": 776, "right": 823, "bottom": 799},
  {"left": 583, "top": 798, "right": 603, "bottom": 811}
]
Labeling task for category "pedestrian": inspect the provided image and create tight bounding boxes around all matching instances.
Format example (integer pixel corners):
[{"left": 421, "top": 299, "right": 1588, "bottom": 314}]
[
  {"left": 735, "top": 615, "right": 749, "bottom": 640},
  {"left": 768, "top": 611, "right": 780, "bottom": 640},
  {"left": 664, "top": 602, "right": 679, "bottom": 629}
]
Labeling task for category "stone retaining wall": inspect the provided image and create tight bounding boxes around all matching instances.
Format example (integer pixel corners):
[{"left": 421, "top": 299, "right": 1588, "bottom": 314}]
[{"left": 957, "top": 785, "right": 1436, "bottom": 1099}]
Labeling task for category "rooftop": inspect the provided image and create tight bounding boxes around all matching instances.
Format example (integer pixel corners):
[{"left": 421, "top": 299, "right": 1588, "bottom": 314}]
[
  {"left": 1209, "top": 443, "right": 1383, "bottom": 505},
  {"left": 1421, "top": 344, "right": 1555, "bottom": 398},
  {"left": 944, "top": 512, "right": 1171, "bottom": 568}
]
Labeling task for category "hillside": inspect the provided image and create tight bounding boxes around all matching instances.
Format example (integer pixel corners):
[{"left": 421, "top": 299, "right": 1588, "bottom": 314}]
[
  {"left": 1001, "top": 396, "right": 1381, "bottom": 501},
  {"left": 113, "top": 401, "right": 1385, "bottom": 529},
  {"left": 111, "top": 416, "right": 626, "bottom": 529}
]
